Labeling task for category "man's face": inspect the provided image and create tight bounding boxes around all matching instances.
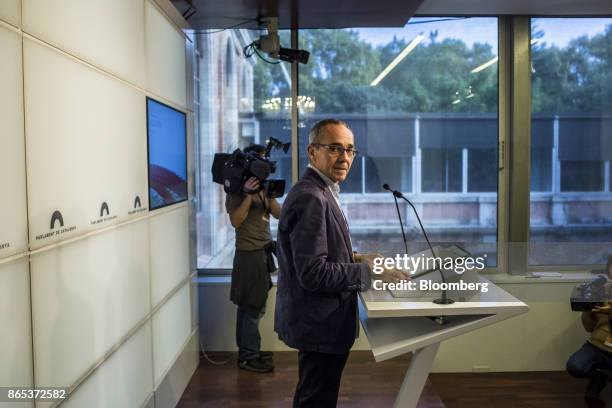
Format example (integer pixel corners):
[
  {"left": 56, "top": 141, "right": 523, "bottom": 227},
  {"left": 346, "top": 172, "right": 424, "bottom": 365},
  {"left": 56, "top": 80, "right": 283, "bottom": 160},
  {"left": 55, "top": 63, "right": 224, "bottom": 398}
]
[{"left": 307, "top": 124, "right": 355, "bottom": 183}]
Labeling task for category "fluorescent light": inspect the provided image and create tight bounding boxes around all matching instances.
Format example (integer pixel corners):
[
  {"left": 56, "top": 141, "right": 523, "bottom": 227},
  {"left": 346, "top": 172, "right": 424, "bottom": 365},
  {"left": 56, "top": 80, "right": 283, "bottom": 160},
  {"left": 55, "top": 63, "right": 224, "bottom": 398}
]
[
  {"left": 470, "top": 56, "right": 498, "bottom": 74},
  {"left": 370, "top": 34, "right": 425, "bottom": 86},
  {"left": 471, "top": 39, "right": 539, "bottom": 74}
]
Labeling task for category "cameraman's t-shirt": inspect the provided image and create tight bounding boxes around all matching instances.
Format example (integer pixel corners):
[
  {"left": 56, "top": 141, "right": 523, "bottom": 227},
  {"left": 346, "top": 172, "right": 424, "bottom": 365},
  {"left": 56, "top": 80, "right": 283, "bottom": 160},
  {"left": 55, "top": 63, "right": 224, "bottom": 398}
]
[
  {"left": 226, "top": 192, "right": 272, "bottom": 251},
  {"left": 583, "top": 310, "right": 612, "bottom": 351}
]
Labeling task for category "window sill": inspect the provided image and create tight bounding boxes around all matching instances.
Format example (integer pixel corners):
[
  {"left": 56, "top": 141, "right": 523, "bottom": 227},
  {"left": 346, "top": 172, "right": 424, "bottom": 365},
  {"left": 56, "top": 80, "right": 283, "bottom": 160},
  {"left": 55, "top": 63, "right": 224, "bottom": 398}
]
[
  {"left": 198, "top": 273, "right": 278, "bottom": 286},
  {"left": 485, "top": 271, "right": 599, "bottom": 284}
]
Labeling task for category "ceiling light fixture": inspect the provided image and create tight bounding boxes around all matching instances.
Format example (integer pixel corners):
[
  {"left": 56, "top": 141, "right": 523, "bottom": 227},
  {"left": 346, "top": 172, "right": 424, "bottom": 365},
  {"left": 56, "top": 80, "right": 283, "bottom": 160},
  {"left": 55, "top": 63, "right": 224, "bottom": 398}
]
[
  {"left": 470, "top": 56, "right": 498, "bottom": 74},
  {"left": 471, "top": 39, "right": 539, "bottom": 74},
  {"left": 370, "top": 34, "right": 425, "bottom": 86}
]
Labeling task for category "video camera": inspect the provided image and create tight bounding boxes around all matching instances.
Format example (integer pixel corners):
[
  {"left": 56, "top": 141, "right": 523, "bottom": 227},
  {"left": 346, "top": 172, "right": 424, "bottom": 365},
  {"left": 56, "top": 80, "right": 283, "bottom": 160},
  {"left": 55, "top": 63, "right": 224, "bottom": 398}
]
[
  {"left": 211, "top": 137, "right": 290, "bottom": 199},
  {"left": 570, "top": 275, "right": 612, "bottom": 311}
]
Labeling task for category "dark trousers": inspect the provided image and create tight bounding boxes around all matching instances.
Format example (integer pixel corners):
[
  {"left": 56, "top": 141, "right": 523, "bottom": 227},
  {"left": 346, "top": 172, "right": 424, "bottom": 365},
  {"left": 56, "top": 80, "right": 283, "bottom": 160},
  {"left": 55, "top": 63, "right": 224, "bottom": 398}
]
[
  {"left": 236, "top": 306, "right": 264, "bottom": 361},
  {"left": 567, "top": 341, "right": 612, "bottom": 379},
  {"left": 293, "top": 350, "right": 350, "bottom": 408}
]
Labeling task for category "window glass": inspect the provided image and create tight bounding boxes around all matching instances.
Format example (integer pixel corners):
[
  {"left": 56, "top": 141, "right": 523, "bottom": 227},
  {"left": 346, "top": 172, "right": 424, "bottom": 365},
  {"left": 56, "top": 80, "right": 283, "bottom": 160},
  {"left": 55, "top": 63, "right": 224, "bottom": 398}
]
[
  {"left": 299, "top": 18, "right": 498, "bottom": 263},
  {"left": 529, "top": 18, "right": 612, "bottom": 266},
  {"left": 469, "top": 148, "right": 497, "bottom": 192},
  {"left": 195, "top": 30, "right": 291, "bottom": 269},
  {"left": 421, "top": 148, "right": 462, "bottom": 193}
]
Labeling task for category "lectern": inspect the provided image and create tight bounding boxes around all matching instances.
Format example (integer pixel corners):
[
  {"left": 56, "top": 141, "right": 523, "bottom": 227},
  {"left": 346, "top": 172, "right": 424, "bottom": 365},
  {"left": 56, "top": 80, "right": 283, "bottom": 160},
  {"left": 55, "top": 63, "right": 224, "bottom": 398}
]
[{"left": 359, "top": 276, "right": 529, "bottom": 407}]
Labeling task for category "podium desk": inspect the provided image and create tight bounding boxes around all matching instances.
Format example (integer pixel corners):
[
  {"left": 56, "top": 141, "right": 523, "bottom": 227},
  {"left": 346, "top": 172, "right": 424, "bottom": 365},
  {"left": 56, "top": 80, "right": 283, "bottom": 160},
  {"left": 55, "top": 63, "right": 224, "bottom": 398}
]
[{"left": 358, "top": 277, "right": 529, "bottom": 408}]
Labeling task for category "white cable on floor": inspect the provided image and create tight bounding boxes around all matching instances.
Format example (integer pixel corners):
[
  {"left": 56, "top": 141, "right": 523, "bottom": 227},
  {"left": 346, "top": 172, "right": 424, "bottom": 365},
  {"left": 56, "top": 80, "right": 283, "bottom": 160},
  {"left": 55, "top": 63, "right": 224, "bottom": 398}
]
[{"left": 199, "top": 339, "right": 230, "bottom": 365}]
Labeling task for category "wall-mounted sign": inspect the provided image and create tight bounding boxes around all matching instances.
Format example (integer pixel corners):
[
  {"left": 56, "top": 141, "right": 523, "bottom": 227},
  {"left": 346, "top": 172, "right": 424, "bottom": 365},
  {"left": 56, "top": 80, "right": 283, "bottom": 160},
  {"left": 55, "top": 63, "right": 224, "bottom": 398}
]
[
  {"left": 35, "top": 210, "right": 77, "bottom": 241},
  {"left": 128, "top": 195, "right": 147, "bottom": 215},
  {"left": 91, "top": 202, "right": 117, "bottom": 225}
]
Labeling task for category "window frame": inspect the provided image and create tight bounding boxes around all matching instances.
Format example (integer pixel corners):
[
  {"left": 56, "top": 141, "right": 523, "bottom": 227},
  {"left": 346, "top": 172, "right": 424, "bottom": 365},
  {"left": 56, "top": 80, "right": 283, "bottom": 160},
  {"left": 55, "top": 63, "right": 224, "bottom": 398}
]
[
  {"left": 525, "top": 16, "right": 612, "bottom": 273},
  {"left": 196, "top": 15, "right": 611, "bottom": 276}
]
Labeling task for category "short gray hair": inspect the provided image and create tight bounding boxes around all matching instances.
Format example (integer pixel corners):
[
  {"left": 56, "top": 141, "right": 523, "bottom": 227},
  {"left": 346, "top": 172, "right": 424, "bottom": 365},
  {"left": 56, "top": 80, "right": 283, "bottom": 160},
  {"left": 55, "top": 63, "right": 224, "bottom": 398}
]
[{"left": 308, "top": 119, "right": 350, "bottom": 144}]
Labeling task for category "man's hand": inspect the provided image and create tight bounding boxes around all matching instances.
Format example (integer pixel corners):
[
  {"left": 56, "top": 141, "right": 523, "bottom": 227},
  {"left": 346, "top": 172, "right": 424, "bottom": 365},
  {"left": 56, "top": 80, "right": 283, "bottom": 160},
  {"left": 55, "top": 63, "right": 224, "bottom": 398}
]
[
  {"left": 593, "top": 303, "right": 612, "bottom": 314},
  {"left": 356, "top": 252, "right": 411, "bottom": 284},
  {"left": 380, "top": 266, "right": 410, "bottom": 284},
  {"left": 243, "top": 177, "right": 260, "bottom": 194}
]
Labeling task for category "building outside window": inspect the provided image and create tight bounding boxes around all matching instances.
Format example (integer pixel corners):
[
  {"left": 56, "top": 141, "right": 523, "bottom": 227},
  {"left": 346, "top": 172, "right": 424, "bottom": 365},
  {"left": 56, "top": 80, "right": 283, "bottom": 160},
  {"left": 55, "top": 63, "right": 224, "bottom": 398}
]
[
  {"left": 529, "top": 18, "right": 612, "bottom": 266},
  {"left": 298, "top": 18, "right": 499, "bottom": 263}
]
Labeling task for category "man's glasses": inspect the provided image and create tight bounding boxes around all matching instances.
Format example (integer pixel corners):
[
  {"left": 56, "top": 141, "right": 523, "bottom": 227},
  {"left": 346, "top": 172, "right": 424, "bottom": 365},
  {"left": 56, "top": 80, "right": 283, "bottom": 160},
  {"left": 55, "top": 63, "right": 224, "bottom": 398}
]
[{"left": 313, "top": 143, "right": 359, "bottom": 158}]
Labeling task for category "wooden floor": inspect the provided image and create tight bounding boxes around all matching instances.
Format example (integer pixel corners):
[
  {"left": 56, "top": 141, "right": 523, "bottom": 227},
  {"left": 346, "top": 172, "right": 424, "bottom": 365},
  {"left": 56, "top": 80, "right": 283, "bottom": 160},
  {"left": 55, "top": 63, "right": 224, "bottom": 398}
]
[{"left": 177, "top": 351, "right": 599, "bottom": 408}]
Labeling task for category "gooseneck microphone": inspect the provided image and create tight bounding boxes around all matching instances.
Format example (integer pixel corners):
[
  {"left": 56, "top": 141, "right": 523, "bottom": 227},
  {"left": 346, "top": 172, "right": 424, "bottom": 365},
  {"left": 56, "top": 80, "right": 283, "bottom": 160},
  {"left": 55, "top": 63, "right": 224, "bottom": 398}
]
[
  {"left": 383, "top": 184, "right": 409, "bottom": 256},
  {"left": 382, "top": 183, "right": 454, "bottom": 305}
]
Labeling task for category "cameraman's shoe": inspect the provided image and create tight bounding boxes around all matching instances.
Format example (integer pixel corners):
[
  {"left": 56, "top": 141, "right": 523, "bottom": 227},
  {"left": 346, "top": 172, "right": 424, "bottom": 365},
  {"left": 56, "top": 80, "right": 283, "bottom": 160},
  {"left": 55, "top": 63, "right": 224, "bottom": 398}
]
[
  {"left": 259, "top": 351, "right": 274, "bottom": 361},
  {"left": 585, "top": 373, "right": 606, "bottom": 399},
  {"left": 239, "top": 357, "right": 274, "bottom": 373}
]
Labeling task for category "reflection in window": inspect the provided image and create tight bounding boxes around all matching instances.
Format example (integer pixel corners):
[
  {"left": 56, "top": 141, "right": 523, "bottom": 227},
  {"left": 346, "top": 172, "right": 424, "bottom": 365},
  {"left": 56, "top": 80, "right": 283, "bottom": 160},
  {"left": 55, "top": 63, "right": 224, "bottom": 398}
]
[
  {"left": 366, "top": 157, "right": 411, "bottom": 193},
  {"left": 469, "top": 148, "right": 497, "bottom": 192},
  {"left": 299, "top": 18, "right": 498, "bottom": 264},
  {"left": 529, "top": 18, "right": 612, "bottom": 266},
  {"left": 422, "top": 148, "right": 462, "bottom": 192},
  {"left": 561, "top": 161, "right": 604, "bottom": 192},
  {"left": 195, "top": 30, "right": 291, "bottom": 269},
  {"left": 531, "top": 148, "right": 552, "bottom": 192}
]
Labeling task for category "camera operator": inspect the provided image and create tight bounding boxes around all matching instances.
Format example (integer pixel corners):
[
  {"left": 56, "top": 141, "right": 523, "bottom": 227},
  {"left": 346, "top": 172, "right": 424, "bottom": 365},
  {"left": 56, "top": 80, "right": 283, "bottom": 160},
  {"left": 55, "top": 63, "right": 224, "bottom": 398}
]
[
  {"left": 226, "top": 144, "right": 281, "bottom": 373},
  {"left": 566, "top": 255, "right": 612, "bottom": 402}
]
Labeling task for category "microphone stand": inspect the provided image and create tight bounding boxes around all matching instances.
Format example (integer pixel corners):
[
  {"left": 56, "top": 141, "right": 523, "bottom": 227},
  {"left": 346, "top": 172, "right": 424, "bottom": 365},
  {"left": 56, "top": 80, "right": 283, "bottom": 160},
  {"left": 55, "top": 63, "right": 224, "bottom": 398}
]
[
  {"left": 392, "top": 193, "right": 409, "bottom": 256},
  {"left": 383, "top": 184, "right": 454, "bottom": 305}
]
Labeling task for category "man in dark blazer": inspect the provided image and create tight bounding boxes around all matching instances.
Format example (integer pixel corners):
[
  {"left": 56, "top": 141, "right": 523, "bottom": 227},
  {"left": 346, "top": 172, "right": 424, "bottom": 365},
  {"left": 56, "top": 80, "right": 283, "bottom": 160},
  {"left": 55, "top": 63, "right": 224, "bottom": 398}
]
[{"left": 275, "top": 119, "right": 407, "bottom": 407}]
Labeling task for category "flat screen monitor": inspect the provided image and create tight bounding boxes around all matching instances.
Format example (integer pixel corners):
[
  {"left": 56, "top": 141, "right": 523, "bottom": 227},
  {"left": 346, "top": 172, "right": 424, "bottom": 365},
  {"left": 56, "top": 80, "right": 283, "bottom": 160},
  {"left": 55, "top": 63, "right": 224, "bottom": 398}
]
[{"left": 146, "top": 97, "right": 187, "bottom": 210}]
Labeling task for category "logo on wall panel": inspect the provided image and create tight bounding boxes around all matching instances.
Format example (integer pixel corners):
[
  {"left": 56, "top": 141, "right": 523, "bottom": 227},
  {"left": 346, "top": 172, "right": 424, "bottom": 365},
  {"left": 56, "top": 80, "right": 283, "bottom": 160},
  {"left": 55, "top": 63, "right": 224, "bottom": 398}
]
[
  {"left": 0, "top": 241, "right": 10, "bottom": 250},
  {"left": 35, "top": 210, "right": 76, "bottom": 241},
  {"left": 100, "top": 202, "right": 110, "bottom": 217},
  {"left": 128, "top": 195, "right": 147, "bottom": 215},
  {"left": 91, "top": 201, "right": 117, "bottom": 225},
  {"left": 50, "top": 210, "right": 64, "bottom": 229}
]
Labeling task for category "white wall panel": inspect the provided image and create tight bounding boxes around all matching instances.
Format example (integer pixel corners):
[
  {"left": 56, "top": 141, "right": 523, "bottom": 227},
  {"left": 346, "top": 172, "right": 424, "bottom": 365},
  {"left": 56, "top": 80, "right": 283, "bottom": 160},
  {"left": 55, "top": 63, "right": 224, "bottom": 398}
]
[
  {"left": 0, "top": 25, "right": 28, "bottom": 258},
  {"left": 62, "top": 321, "right": 153, "bottom": 408},
  {"left": 30, "top": 219, "right": 150, "bottom": 389},
  {"left": 0, "top": 0, "right": 20, "bottom": 28},
  {"left": 24, "top": 38, "right": 148, "bottom": 250},
  {"left": 22, "top": 0, "right": 145, "bottom": 87},
  {"left": 152, "top": 283, "right": 191, "bottom": 386},
  {"left": 0, "top": 259, "right": 33, "bottom": 408},
  {"left": 145, "top": 1, "right": 186, "bottom": 108},
  {"left": 150, "top": 206, "right": 189, "bottom": 307}
]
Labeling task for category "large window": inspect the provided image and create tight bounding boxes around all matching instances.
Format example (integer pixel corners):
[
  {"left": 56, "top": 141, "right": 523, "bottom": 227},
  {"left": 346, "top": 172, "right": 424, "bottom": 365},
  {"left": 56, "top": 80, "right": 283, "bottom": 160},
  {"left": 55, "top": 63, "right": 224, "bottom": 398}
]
[
  {"left": 298, "top": 18, "right": 499, "bottom": 263},
  {"left": 193, "top": 18, "right": 612, "bottom": 273},
  {"left": 195, "top": 29, "right": 291, "bottom": 269},
  {"left": 529, "top": 18, "right": 612, "bottom": 266}
]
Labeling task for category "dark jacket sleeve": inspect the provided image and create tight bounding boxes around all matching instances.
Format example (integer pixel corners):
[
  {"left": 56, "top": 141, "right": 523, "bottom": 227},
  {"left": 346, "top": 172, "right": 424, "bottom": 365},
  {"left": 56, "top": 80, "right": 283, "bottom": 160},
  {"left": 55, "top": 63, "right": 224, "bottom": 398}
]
[{"left": 289, "top": 191, "right": 370, "bottom": 293}]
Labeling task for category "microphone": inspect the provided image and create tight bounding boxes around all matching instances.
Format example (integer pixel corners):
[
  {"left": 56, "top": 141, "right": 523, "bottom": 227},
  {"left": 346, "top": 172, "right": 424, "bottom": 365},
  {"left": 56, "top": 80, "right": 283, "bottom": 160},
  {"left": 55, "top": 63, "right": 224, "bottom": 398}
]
[
  {"left": 383, "top": 184, "right": 409, "bottom": 256},
  {"left": 382, "top": 184, "right": 403, "bottom": 198},
  {"left": 382, "top": 183, "right": 454, "bottom": 305}
]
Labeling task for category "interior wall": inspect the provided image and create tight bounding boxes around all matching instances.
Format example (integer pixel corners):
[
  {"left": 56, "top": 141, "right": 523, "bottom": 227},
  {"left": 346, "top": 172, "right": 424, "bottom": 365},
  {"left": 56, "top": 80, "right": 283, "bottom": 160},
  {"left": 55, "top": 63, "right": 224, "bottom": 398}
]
[
  {"left": 0, "top": 1, "right": 197, "bottom": 407},
  {"left": 199, "top": 280, "right": 587, "bottom": 372}
]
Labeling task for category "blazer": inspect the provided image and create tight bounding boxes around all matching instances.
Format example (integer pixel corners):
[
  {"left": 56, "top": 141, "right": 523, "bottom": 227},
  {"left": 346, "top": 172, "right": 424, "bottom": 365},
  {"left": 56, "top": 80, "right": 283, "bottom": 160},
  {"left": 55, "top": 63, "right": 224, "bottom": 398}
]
[{"left": 274, "top": 167, "right": 370, "bottom": 354}]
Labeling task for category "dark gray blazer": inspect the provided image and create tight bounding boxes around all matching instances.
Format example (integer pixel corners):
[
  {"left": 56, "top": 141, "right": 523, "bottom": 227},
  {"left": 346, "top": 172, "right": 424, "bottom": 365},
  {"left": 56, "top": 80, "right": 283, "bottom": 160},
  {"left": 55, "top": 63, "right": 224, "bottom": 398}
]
[{"left": 274, "top": 167, "right": 370, "bottom": 354}]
